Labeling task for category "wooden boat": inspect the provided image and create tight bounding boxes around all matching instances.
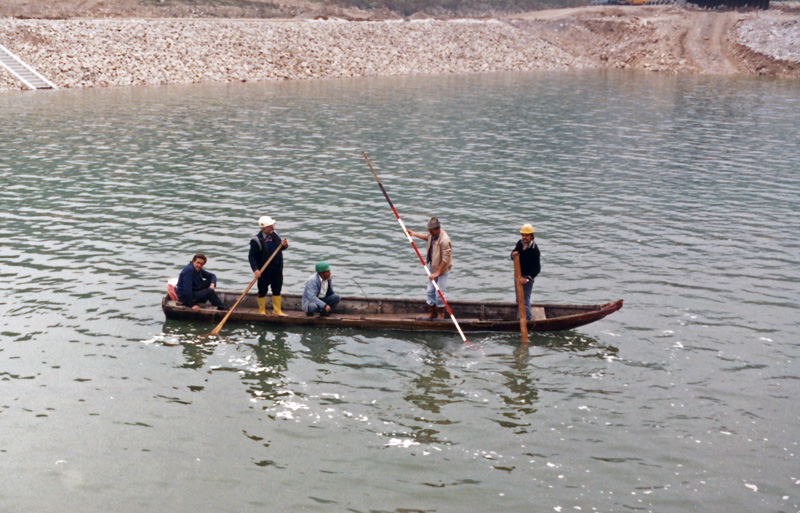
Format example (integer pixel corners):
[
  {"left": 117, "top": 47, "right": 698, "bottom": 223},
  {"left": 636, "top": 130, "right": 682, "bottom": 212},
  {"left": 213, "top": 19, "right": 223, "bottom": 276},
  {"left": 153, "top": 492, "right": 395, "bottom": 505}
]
[{"left": 162, "top": 291, "right": 623, "bottom": 333}]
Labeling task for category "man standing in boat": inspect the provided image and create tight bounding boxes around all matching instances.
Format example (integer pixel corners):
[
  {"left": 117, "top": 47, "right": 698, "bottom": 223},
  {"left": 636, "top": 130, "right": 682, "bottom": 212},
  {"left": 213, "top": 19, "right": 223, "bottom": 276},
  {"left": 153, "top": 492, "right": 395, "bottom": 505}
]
[
  {"left": 510, "top": 224, "right": 541, "bottom": 321},
  {"left": 407, "top": 217, "right": 453, "bottom": 320},
  {"left": 302, "top": 261, "right": 341, "bottom": 317},
  {"left": 249, "top": 215, "right": 289, "bottom": 316},
  {"left": 176, "top": 253, "right": 227, "bottom": 312}
]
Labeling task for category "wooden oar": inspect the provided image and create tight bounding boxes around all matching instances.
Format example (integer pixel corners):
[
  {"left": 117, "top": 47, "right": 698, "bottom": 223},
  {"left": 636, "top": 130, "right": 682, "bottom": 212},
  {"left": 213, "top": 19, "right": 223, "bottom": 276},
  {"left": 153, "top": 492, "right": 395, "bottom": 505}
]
[
  {"left": 512, "top": 253, "right": 529, "bottom": 345},
  {"left": 206, "top": 246, "right": 283, "bottom": 337},
  {"left": 362, "top": 151, "right": 471, "bottom": 346}
]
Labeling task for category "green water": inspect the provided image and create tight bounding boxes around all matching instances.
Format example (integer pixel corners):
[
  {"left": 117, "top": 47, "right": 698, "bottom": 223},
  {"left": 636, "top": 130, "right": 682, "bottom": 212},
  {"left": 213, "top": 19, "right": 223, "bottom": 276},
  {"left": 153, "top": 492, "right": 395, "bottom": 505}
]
[{"left": 1, "top": 71, "right": 798, "bottom": 512}]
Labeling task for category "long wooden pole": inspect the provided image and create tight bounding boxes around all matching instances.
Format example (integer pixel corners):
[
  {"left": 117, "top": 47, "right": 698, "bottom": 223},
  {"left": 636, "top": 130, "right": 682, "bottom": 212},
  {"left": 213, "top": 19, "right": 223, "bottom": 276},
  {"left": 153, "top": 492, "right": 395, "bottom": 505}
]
[
  {"left": 362, "top": 152, "right": 470, "bottom": 345},
  {"left": 206, "top": 246, "right": 283, "bottom": 337},
  {"left": 512, "top": 253, "right": 529, "bottom": 345}
]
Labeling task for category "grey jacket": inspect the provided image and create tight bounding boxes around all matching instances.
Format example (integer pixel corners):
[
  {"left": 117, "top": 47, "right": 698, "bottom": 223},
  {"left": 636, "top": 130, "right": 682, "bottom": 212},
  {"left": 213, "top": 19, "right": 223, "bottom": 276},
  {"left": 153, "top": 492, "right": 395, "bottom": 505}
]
[{"left": 301, "top": 273, "right": 335, "bottom": 312}]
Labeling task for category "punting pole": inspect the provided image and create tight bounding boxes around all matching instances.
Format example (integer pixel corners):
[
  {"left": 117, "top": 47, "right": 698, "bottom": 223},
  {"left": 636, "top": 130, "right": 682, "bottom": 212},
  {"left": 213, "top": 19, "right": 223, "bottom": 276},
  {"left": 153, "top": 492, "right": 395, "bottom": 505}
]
[
  {"left": 362, "top": 152, "right": 470, "bottom": 345},
  {"left": 206, "top": 246, "right": 283, "bottom": 337},
  {"left": 512, "top": 253, "right": 529, "bottom": 345}
]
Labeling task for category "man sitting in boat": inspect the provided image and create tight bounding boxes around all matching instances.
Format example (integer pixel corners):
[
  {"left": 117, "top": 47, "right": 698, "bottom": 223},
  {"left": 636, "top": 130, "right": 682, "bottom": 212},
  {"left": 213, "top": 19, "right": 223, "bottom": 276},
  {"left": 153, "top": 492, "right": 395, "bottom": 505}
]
[
  {"left": 510, "top": 224, "right": 541, "bottom": 321},
  {"left": 407, "top": 216, "right": 453, "bottom": 319},
  {"left": 302, "top": 261, "right": 340, "bottom": 317},
  {"left": 176, "top": 253, "right": 227, "bottom": 312}
]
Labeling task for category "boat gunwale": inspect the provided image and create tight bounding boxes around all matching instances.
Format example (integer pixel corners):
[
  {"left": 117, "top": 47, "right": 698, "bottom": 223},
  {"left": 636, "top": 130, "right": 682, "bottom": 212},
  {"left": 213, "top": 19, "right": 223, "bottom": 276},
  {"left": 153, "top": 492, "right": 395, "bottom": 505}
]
[{"left": 161, "top": 292, "right": 622, "bottom": 333}]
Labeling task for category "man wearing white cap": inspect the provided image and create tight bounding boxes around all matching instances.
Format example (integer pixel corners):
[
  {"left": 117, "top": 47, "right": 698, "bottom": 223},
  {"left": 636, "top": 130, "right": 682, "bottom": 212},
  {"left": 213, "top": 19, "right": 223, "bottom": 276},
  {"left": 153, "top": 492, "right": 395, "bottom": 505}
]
[
  {"left": 249, "top": 215, "right": 289, "bottom": 316},
  {"left": 510, "top": 224, "right": 541, "bottom": 321}
]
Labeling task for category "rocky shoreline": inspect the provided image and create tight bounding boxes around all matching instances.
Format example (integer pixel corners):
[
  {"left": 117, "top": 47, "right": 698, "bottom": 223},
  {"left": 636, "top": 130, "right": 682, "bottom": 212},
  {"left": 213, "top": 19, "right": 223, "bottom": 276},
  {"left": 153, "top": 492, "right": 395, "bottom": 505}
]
[
  {"left": 736, "top": 15, "right": 800, "bottom": 63},
  {"left": 1, "top": 6, "right": 798, "bottom": 92},
  {"left": 0, "top": 18, "right": 585, "bottom": 90}
]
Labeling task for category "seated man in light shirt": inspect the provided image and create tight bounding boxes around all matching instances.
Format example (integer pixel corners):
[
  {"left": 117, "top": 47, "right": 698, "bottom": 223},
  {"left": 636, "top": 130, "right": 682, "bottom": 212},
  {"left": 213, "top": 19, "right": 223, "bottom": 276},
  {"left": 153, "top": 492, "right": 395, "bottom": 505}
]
[{"left": 301, "top": 261, "right": 341, "bottom": 317}]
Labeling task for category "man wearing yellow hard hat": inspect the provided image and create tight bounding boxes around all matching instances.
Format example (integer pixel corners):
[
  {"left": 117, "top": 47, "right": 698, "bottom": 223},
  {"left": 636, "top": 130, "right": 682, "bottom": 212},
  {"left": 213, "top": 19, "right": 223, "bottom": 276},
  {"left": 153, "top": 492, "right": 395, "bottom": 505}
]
[
  {"left": 249, "top": 215, "right": 289, "bottom": 316},
  {"left": 510, "top": 224, "right": 541, "bottom": 321}
]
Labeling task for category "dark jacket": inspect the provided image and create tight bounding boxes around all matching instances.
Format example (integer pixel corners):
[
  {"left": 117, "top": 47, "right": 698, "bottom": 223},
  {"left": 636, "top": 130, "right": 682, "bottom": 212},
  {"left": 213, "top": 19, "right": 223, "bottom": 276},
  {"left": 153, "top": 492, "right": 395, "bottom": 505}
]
[
  {"left": 176, "top": 261, "right": 217, "bottom": 307},
  {"left": 511, "top": 240, "right": 541, "bottom": 281},
  {"left": 249, "top": 231, "right": 286, "bottom": 272}
]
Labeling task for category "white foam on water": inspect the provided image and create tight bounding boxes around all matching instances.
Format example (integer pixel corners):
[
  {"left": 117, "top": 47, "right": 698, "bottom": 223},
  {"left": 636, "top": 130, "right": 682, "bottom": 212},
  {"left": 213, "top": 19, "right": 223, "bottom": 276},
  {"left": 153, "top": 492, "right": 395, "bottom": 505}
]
[{"left": 385, "top": 438, "right": 419, "bottom": 448}]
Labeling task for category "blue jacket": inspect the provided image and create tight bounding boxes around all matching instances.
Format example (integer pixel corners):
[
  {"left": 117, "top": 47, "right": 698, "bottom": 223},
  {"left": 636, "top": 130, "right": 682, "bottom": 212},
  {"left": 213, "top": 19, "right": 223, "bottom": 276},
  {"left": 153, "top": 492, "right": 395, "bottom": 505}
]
[
  {"left": 302, "top": 273, "right": 335, "bottom": 312},
  {"left": 249, "top": 231, "right": 286, "bottom": 271},
  {"left": 176, "top": 261, "right": 217, "bottom": 307}
]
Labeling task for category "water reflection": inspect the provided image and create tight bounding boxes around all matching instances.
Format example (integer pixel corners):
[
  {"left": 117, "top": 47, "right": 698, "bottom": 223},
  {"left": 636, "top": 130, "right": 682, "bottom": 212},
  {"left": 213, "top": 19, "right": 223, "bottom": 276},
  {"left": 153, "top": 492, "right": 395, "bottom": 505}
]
[
  {"left": 239, "top": 331, "right": 292, "bottom": 405},
  {"left": 157, "top": 318, "right": 619, "bottom": 412},
  {"left": 496, "top": 356, "right": 540, "bottom": 429},
  {"left": 154, "top": 321, "right": 596, "bottom": 447},
  {"left": 404, "top": 350, "right": 458, "bottom": 416},
  {"left": 15, "top": 71, "right": 792, "bottom": 512},
  {"left": 178, "top": 342, "right": 215, "bottom": 370},
  {"left": 297, "top": 330, "right": 343, "bottom": 365},
  {"left": 483, "top": 330, "right": 619, "bottom": 357},
  {"left": 154, "top": 320, "right": 221, "bottom": 368}
]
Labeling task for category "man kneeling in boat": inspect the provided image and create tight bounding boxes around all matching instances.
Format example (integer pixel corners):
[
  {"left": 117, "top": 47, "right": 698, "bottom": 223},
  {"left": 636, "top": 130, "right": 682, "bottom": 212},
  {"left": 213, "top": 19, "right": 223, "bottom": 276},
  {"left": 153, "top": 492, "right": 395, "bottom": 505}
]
[
  {"left": 302, "top": 261, "right": 340, "bottom": 317},
  {"left": 177, "top": 253, "right": 228, "bottom": 312}
]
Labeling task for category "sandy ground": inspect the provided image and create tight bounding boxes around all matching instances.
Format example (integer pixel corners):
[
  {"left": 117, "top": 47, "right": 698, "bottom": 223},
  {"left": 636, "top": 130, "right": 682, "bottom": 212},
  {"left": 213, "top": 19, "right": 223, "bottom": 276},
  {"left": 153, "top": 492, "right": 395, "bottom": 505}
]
[{"left": 1, "top": 3, "right": 798, "bottom": 91}]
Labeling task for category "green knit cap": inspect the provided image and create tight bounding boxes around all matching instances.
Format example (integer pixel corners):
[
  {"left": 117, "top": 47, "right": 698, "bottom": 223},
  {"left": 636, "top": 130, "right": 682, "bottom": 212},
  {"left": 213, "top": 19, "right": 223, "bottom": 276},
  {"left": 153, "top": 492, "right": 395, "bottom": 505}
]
[{"left": 315, "top": 261, "right": 331, "bottom": 273}]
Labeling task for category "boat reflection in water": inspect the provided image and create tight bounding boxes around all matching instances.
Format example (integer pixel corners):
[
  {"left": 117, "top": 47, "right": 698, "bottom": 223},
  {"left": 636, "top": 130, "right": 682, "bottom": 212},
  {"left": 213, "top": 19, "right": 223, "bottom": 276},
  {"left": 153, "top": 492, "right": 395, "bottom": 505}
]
[{"left": 154, "top": 316, "right": 620, "bottom": 441}]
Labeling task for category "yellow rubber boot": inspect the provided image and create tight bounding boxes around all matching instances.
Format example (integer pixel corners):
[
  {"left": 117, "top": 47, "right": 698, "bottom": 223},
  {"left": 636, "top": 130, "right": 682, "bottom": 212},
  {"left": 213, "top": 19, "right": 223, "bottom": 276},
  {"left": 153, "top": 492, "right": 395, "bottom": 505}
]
[
  {"left": 257, "top": 296, "right": 267, "bottom": 316},
  {"left": 272, "top": 295, "right": 287, "bottom": 317}
]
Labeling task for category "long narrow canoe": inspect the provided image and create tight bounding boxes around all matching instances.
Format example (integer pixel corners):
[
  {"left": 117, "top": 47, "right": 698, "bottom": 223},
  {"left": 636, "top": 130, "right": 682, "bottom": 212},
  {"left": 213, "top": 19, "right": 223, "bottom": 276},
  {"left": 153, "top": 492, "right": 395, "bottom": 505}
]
[{"left": 162, "top": 291, "right": 622, "bottom": 333}]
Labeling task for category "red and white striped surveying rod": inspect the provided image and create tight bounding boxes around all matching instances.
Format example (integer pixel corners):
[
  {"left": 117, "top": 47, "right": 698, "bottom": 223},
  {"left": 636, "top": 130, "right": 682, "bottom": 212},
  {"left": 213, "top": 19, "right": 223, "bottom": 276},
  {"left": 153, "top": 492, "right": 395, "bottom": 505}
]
[{"left": 362, "top": 152, "right": 470, "bottom": 345}]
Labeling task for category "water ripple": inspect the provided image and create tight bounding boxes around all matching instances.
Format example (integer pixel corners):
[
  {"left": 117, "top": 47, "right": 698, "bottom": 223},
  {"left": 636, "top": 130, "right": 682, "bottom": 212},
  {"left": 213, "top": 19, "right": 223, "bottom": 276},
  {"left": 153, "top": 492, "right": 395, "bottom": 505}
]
[{"left": 1, "top": 71, "right": 799, "bottom": 513}]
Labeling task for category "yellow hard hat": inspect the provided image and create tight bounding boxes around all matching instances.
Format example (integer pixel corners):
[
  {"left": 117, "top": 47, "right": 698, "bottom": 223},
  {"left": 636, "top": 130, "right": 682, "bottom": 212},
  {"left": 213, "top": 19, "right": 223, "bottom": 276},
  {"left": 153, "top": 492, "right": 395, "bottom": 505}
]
[{"left": 520, "top": 224, "right": 534, "bottom": 235}]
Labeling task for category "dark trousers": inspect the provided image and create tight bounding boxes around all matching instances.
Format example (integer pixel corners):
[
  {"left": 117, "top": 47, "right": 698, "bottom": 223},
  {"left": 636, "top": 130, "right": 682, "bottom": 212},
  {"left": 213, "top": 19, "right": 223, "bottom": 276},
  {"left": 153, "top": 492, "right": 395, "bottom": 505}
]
[
  {"left": 305, "top": 294, "right": 341, "bottom": 316},
  {"left": 257, "top": 266, "right": 283, "bottom": 297},
  {"left": 515, "top": 279, "right": 534, "bottom": 321},
  {"left": 188, "top": 287, "right": 224, "bottom": 308}
]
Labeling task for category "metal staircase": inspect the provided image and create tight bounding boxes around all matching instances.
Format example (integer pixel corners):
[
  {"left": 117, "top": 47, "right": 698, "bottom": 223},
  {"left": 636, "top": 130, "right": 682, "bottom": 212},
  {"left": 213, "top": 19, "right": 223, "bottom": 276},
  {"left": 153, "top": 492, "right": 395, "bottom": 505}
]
[{"left": 0, "top": 43, "right": 57, "bottom": 90}]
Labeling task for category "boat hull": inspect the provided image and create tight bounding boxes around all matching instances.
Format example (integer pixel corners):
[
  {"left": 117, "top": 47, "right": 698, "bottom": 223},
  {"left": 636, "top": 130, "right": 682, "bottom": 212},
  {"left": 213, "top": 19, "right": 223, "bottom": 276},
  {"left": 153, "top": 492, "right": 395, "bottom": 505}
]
[{"left": 162, "top": 291, "right": 623, "bottom": 333}]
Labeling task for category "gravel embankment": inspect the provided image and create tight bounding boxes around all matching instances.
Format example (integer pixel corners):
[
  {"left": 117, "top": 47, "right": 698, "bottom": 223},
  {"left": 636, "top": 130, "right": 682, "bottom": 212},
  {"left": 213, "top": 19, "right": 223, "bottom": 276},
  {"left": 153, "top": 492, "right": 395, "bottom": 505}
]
[
  {"left": 2, "top": 10, "right": 798, "bottom": 91},
  {"left": 0, "top": 18, "right": 585, "bottom": 91},
  {"left": 737, "top": 16, "right": 800, "bottom": 63}
]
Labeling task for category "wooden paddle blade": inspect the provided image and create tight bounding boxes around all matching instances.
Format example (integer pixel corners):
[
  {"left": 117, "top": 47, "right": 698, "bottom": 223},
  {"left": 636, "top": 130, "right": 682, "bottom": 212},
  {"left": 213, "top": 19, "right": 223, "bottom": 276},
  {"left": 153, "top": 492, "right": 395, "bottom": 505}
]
[
  {"left": 204, "top": 293, "right": 244, "bottom": 337},
  {"left": 205, "top": 310, "right": 232, "bottom": 337}
]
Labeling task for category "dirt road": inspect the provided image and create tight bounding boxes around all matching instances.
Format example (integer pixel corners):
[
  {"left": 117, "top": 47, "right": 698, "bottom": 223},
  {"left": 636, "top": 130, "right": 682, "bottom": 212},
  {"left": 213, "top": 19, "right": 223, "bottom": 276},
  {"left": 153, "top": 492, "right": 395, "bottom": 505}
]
[
  {"left": 679, "top": 11, "right": 742, "bottom": 74},
  {"left": 509, "top": 6, "right": 796, "bottom": 76}
]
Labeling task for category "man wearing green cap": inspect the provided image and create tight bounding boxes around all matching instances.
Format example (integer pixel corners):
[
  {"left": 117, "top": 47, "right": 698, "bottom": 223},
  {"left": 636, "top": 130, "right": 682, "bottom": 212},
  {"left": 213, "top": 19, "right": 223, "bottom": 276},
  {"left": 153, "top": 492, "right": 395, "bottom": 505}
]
[{"left": 302, "top": 261, "right": 341, "bottom": 317}]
